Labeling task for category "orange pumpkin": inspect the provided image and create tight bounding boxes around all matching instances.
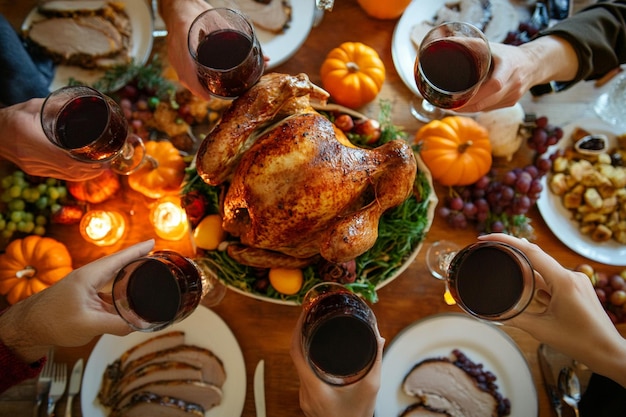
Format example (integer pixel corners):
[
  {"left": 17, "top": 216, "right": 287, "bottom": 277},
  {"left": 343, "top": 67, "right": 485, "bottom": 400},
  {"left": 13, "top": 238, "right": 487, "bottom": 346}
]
[
  {"left": 0, "top": 235, "right": 73, "bottom": 305},
  {"left": 357, "top": 0, "right": 412, "bottom": 20},
  {"left": 67, "top": 169, "right": 120, "bottom": 203},
  {"left": 415, "top": 116, "right": 492, "bottom": 186},
  {"left": 128, "top": 140, "right": 186, "bottom": 199},
  {"left": 320, "top": 42, "right": 385, "bottom": 109}
]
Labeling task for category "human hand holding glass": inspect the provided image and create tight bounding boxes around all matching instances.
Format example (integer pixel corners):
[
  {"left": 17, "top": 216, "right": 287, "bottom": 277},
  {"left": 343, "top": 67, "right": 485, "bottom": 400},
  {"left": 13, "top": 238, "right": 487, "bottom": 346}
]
[
  {"left": 411, "top": 21, "right": 492, "bottom": 122},
  {"left": 188, "top": 7, "right": 264, "bottom": 99},
  {"left": 110, "top": 251, "right": 226, "bottom": 332},
  {"left": 40, "top": 85, "right": 147, "bottom": 175},
  {"left": 427, "top": 240, "right": 536, "bottom": 322}
]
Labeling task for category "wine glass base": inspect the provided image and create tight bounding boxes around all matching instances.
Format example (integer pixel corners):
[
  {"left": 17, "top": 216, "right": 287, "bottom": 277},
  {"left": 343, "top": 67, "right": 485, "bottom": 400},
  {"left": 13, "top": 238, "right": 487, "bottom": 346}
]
[
  {"left": 410, "top": 97, "right": 447, "bottom": 123},
  {"left": 111, "top": 134, "right": 147, "bottom": 175}
]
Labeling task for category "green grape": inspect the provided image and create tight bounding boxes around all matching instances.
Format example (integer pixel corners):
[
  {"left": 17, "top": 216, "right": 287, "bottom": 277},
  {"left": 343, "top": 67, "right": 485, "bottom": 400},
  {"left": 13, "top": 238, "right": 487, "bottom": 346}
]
[
  {"left": 56, "top": 186, "right": 67, "bottom": 199},
  {"left": 8, "top": 185, "right": 22, "bottom": 198},
  {"left": 48, "top": 187, "right": 60, "bottom": 201},
  {"left": 35, "top": 196, "right": 49, "bottom": 210},
  {"left": 8, "top": 199, "right": 25, "bottom": 212},
  {"left": 0, "top": 191, "right": 11, "bottom": 203},
  {"left": 0, "top": 218, "right": 6, "bottom": 231},
  {"left": 1, "top": 176, "right": 13, "bottom": 189},
  {"left": 37, "top": 183, "right": 47, "bottom": 194},
  {"left": 33, "top": 225, "right": 45, "bottom": 236},
  {"left": 2, "top": 229, "right": 13, "bottom": 239},
  {"left": 50, "top": 203, "right": 61, "bottom": 214},
  {"left": 6, "top": 221, "right": 16, "bottom": 232},
  {"left": 22, "top": 221, "right": 35, "bottom": 234},
  {"left": 24, "top": 212, "right": 34, "bottom": 222},
  {"left": 35, "top": 215, "right": 47, "bottom": 226},
  {"left": 10, "top": 211, "right": 25, "bottom": 223},
  {"left": 45, "top": 178, "right": 57, "bottom": 187}
]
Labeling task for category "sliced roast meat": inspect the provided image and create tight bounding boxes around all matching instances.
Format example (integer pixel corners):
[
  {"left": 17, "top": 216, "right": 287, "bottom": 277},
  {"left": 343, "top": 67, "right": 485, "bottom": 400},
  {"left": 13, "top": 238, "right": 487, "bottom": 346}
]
[
  {"left": 111, "top": 392, "right": 205, "bottom": 417},
  {"left": 39, "top": 0, "right": 110, "bottom": 15},
  {"left": 122, "top": 344, "right": 227, "bottom": 387},
  {"left": 401, "top": 403, "right": 453, "bottom": 417},
  {"left": 27, "top": 17, "right": 123, "bottom": 62},
  {"left": 112, "top": 380, "right": 223, "bottom": 413},
  {"left": 104, "top": 362, "right": 204, "bottom": 406},
  {"left": 209, "top": 0, "right": 292, "bottom": 33},
  {"left": 119, "top": 331, "right": 186, "bottom": 371},
  {"left": 402, "top": 358, "right": 499, "bottom": 417}
]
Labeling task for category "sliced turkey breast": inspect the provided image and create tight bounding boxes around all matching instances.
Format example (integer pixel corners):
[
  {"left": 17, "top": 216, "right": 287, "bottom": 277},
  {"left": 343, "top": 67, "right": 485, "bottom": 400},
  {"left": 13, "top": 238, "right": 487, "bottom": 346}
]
[
  {"left": 111, "top": 392, "right": 205, "bottom": 417},
  {"left": 112, "top": 380, "right": 223, "bottom": 412}
]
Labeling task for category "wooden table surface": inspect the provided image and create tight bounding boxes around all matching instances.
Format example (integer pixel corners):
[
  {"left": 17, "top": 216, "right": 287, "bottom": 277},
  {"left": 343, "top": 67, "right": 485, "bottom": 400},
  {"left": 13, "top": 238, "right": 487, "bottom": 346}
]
[{"left": 1, "top": 1, "right": 624, "bottom": 416}]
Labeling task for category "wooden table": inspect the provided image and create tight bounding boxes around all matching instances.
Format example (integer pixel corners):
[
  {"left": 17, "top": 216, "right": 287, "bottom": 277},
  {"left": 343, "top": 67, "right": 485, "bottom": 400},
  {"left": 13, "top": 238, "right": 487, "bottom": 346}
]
[{"left": 1, "top": 1, "right": 624, "bottom": 416}]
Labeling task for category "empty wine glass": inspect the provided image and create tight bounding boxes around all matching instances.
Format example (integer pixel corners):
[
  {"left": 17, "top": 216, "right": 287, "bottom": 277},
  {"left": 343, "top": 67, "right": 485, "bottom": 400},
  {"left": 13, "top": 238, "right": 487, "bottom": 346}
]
[
  {"left": 425, "top": 240, "right": 460, "bottom": 305},
  {"left": 111, "top": 250, "right": 227, "bottom": 332},
  {"left": 412, "top": 21, "right": 492, "bottom": 123},
  {"left": 41, "top": 85, "right": 146, "bottom": 175},
  {"left": 188, "top": 7, "right": 264, "bottom": 99},
  {"left": 594, "top": 72, "right": 626, "bottom": 131}
]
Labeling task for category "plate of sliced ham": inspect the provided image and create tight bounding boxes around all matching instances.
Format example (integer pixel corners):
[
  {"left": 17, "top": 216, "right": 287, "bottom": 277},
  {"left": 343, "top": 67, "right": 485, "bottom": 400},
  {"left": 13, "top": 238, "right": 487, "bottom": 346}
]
[
  {"left": 81, "top": 305, "right": 245, "bottom": 417},
  {"left": 375, "top": 313, "right": 537, "bottom": 416},
  {"left": 22, "top": 0, "right": 153, "bottom": 91}
]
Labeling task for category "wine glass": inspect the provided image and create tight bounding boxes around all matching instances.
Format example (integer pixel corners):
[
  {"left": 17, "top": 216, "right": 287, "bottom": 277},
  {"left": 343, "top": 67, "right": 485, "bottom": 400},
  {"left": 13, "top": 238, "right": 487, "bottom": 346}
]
[
  {"left": 594, "top": 72, "right": 626, "bottom": 131},
  {"left": 188, "top": 7, "right": 264, "bottom": 99},
  {"left": 111, "top": 250, "right": 227, "bottom": 332},
  {"left": 301, "top": 282, "right": 378, "bottom": 386},
  {"left": 41, "top": 85, "right": 146, "bottom": 175},
  {"left": 411, "top": 21, "right": 492, "bottom": 123},
  {"left": 425, "top": 240, "right": 460, "bottom": 305},
  {"left": 428, "top": 241, "right": 536, "bottom": 322}
]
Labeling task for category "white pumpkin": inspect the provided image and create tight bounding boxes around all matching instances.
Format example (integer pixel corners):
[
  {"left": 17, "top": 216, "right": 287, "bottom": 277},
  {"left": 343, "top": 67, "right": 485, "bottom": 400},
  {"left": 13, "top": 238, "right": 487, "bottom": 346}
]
[{"left": 476, "top": 103, "right": 525, "bottom": 161}]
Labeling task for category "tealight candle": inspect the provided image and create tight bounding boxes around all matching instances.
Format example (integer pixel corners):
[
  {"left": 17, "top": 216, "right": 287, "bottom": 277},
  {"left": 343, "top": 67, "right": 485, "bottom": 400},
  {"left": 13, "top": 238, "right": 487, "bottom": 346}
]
[
  {"left": 150, "top": 196, "right": 189, "bottom": 241},
  {"left": 80, "top": 210, "right": 126, "bottom": 246}
]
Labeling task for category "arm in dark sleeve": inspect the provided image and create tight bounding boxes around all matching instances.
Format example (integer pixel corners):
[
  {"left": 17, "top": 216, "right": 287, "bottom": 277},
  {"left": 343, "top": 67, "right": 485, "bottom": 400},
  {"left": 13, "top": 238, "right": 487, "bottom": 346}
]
[{"left": 534, "top": 0, "right": 626, "bottom": 92}]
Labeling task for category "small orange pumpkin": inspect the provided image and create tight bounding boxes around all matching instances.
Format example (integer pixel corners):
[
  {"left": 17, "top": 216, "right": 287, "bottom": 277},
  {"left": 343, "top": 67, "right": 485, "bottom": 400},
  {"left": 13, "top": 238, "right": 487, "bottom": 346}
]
[
  {"left": 357, "top": 0, "right": 412, "bottom": 20},
  {"left": 67, "top": 169, "right": 120, "bottom": 203},
  {"left": 320, "top": 42, "right": 385, "bottom": 109},
  {"left": 415, "top": 116, "right": 492, "bottom": 186},
  {"left": 128, "top": 140, "right": 186, "bottom": 199},
  {"left": 0, "top": 235, "right": 73, "bottom": 305}
]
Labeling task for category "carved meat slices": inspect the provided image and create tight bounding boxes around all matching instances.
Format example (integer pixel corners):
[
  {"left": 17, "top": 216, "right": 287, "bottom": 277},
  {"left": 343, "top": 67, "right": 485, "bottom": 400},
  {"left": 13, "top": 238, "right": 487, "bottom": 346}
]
[
  {"left": 209, "top": 0, "right": 292, "bottom": 33},
  {"left": 98, "top": 331, "right": 226, "bottom": 416}
]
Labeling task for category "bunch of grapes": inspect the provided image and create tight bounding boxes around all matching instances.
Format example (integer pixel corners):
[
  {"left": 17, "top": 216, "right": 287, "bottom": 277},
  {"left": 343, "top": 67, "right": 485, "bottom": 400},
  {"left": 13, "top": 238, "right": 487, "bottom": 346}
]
[
  {"left": 577, "top": 264, "right": 626, "bottom": 324},
  {"left": 438, "top": 116, "right": 564, "bottom": 237},
  {"left": 0, "top": 170, "right": 69, "bottom": 239}
]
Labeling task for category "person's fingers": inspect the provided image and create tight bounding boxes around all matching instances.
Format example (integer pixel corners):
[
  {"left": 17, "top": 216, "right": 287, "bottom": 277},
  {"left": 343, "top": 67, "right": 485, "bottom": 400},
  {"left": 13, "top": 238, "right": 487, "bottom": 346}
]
[{"left": 84, "top": 240, "right": 155, "bottom": 288}]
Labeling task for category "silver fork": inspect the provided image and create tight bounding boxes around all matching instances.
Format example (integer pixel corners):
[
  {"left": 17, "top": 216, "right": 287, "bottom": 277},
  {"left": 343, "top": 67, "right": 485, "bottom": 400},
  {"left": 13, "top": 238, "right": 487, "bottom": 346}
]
[
  {"left": 34, "top": 348, "right": 54, "bottom": 417},
  {"left": 46, "top": 362, "right": 67, "bottom": 417}
]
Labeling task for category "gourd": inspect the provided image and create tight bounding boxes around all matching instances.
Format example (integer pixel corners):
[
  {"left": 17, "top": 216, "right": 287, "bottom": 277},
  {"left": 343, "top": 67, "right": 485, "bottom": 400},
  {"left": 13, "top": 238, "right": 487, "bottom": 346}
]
[
  {"left": 128, "top": 140, "right": 186, "bottom": 199},
  {"left": 357, "top": 0, "right": 412, "bottom": 20},
  {"left": 320, "top": 42, "right": 385, "bottom": 109},
  {"left": 67, "top": 169, "right": 120, "bottom": 203},
  {"left": 415, "top": 116, "right": 492, "bottom": 186},
  {"left": 0, "top": 235, "right": 73, "bottom": 305}
]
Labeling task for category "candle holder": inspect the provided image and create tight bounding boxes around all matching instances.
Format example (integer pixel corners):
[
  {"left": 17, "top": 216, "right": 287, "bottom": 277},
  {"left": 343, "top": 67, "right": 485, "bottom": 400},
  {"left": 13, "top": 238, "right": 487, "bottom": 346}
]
[
  {"left": 79, "top": 210, "right": 126, "bottom": 246},
  {"left": 150, "top": 196, "right": 190, "bottom": 241}
]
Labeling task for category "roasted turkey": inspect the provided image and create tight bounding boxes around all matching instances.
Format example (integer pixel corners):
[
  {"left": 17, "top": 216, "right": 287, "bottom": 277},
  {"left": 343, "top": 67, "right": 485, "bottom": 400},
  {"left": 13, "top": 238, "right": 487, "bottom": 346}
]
[{"left": 196, "top": 73, "right": 417, "bottom": 268}]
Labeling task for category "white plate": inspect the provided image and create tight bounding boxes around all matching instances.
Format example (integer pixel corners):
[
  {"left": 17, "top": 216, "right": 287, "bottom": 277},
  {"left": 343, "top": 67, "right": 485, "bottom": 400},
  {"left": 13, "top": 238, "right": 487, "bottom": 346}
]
[
  {"left": 255, "top": 1, "right": 315, "bottom": 69},
  {"left": 153, "top": 1, "right": 315, "bottom": 70},
  {"left": 22, "top": 0, "right": 154, "bottom": 91},
  {"left": 537, "top": 118, "right": 626, "bottom": 266},
  {"left": 392, "top": 0, "right": 519, "bottom": 97},
  {"left": 81, "top": 306, "right": 246, "bottom": 417},
  {"left": 375, "top": 313, "right": 537, "bottom": 416}
]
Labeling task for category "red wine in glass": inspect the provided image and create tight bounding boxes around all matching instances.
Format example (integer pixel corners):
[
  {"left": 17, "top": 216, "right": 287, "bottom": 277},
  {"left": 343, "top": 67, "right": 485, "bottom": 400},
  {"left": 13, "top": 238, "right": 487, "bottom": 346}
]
[
  {"left": 301, "top": 283, "right": 378, "bottom": 386},
  {"left": 112, "top": 251, "right": 226, "bottom": 332},
  {"left": 446, "top": 241, "right": 536, "bottom": 321},
  {"left": 41, "top": 85, "right": 146, "bottom": 174},
  {"left": 188, "top": 8, "right": 264, "bottom": 99},
  {"left": 411, "top": 21, "right": 491, "bottom": 122}
]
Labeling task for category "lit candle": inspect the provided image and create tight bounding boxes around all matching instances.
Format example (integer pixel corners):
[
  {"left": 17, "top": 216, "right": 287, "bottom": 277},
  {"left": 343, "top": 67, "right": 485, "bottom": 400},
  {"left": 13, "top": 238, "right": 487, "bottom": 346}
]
[
  {"left": 80, "top": 210, "right": 126, "bottom": 246},
  {"left": 150, "top": 196, "right": 189, "bottom": 241}
]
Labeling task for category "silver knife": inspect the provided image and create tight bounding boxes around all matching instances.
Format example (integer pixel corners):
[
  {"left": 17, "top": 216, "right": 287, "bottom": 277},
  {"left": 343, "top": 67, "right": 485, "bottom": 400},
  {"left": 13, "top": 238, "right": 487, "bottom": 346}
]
[
  {"left": 254, "top": 359, "right": 266, "bottom": 417},
  {"left": 64, "top": 358, "right": 84, "bottom": 417},
  {"left": 538, "top": 344, "right": 562, "bottom": 417}
]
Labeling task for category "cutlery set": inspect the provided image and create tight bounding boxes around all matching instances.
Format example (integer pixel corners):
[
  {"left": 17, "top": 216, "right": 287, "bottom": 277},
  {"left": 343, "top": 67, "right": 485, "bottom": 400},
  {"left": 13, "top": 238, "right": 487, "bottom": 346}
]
[
  {"left": 538, "top": 344, "right": 582, "bottom": 417},
  {"left": 34, "top": 353, "right": 83, "bottom": 417}
]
